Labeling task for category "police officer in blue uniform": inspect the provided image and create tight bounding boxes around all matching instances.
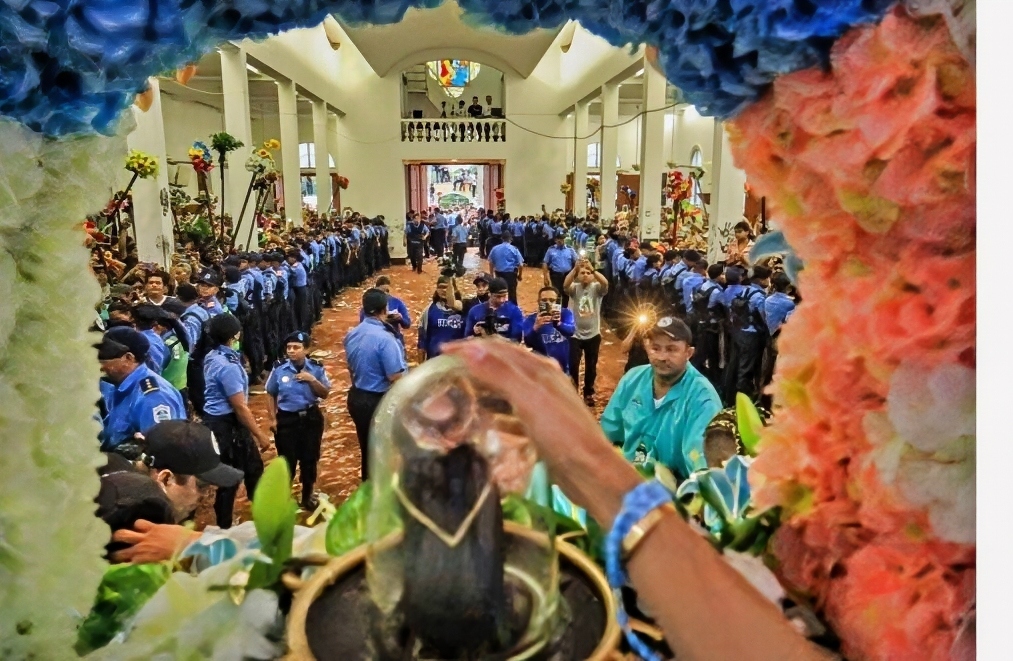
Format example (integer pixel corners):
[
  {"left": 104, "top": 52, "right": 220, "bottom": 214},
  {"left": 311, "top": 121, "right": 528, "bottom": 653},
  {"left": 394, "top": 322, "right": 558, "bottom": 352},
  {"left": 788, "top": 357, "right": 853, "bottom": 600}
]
[
  {"left": 343, "top": 289, "right": 408, "bottom": 480},
  {"left": 286, "top": 249, "right": 311, "bottom": 335},
  {"left": 202, "top": 314, "right": 269, "bottom": 527},
  {"left": 487, "top": 232, "right": 525, "bottom": 305},
  {"left": 265, "top": 331, "right": 332, "bottom": 509},
  {"left": 542, "top": 234, "right": 579, "bottom": 308},
  {"left": 97, "top": 327, "right": 186, "bottom": 451},
  {"left": 404, "top": 213, "right": 430, "bottom": 274}
]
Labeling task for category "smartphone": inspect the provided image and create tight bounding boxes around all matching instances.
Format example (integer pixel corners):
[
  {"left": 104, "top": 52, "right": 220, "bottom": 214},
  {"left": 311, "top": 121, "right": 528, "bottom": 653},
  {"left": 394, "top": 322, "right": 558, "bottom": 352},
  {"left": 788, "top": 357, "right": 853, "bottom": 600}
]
[
  {"left": 552, "top": 303, "right": 562, "bottom": 314},
  {"left": 538, "top": 301, "right": 550, "bottom": 315}
]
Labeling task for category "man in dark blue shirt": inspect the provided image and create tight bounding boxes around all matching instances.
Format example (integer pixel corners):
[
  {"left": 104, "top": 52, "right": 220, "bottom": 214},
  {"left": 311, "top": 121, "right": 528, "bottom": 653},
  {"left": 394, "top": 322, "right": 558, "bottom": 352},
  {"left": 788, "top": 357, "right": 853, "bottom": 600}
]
[
  {"left": 522, "top": 286, "right": 576, "bottom": 374},
  {"left": 343, "top": 289, "right": 408, "bottom": 480},
  {"left": 464, "top": 277, "right": 524, "bottom": 342},
  {"left": 404, "top": 212, "right": 430, "bottom": 274},
  {"left": 286, "top": 249, "right": 312, "bottom": 335},
  {"left": 487, "top": 233, "right": 525, "bottom": 304}
]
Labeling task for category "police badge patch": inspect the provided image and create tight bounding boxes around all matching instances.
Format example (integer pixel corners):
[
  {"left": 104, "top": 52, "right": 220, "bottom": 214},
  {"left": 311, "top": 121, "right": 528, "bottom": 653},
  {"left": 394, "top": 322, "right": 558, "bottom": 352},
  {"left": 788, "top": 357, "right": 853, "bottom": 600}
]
[{"left": 152, "top": 405, "right": 172, "bottom": 423}]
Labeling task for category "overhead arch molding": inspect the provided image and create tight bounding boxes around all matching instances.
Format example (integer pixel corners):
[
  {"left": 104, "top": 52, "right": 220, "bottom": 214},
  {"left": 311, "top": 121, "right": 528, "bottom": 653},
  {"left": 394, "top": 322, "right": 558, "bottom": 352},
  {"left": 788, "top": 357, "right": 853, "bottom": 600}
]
[{"left": 389, "top": 49, "right": 517, "bottom": 79}]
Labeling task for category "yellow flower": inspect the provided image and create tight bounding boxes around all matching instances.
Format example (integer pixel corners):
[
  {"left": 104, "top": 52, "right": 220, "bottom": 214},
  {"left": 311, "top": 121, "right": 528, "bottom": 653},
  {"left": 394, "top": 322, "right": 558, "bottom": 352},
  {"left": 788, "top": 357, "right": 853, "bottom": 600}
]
[
  {"left": 265, "top": 139, "right": 281, "bottom": 150},
  {"left": 257, "top": 149, "right": 270, "bottom": 158}
]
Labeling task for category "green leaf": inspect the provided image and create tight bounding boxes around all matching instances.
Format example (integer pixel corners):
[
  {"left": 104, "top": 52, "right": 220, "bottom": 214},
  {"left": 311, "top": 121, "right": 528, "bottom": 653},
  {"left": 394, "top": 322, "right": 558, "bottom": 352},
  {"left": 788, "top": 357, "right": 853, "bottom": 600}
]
[
  {"left": 74, "top": 563, "right": 172, "bottom": 655},
  {"left": 324, "top": 482, "right": 373, "bottom": 557},
  {"left": 250, "top": 457, "right": 298, "bottom": 589},
  {"left": 736, "top": 393, "right": 764, "bottom": 456}
]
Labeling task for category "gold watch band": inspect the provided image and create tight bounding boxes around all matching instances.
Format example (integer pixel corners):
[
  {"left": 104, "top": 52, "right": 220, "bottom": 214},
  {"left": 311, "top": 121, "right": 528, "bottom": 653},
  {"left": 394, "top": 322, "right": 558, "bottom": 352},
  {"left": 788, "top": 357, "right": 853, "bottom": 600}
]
[{"left": 622, "top": 502, "right": 677, "bottom": 559}]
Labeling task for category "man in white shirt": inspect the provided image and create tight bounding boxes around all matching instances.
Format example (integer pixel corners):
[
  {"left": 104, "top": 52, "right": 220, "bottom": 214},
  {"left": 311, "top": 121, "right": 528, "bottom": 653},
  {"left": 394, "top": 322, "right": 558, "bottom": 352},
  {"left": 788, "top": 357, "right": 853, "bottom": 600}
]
[{"left": 564, "top": 257, "right": 608, "bottom": 406}]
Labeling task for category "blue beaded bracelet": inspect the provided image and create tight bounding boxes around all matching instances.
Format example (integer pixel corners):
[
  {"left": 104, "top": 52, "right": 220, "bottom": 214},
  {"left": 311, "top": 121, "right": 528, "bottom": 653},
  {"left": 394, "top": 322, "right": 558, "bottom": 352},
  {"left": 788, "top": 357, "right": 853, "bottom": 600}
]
[{"left": 605, "top": 480, "right": 674, "bottom": 661}]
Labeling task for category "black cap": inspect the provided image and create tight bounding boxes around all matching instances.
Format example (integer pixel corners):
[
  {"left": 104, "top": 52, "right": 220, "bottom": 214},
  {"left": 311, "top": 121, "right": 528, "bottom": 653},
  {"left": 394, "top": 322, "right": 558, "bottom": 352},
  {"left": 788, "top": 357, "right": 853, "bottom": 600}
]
[
  {"left": 96, "top": 471, "right": 176, "bottom": 534},
  {"left": 487, "top": 277, "right": 509, "bottom": 294},
  {"left": 97, "top": 327, "right": 150, "bottom": 362},
  {"left": 197, "top": 269, "right": 221, "bottom": 287},
  {"left": 362, "top": 288, "right": 388, "bottom": 315},
  {"left": 473, "top": 273, "right": 490, "bottom": 285},
  {"left": 646, "top": 316, "right": 693, "bottom": 344},
  {"left": 284, "top": 331, "right": 311, "bottom": 347},
  {"left": 133, "top": 303, "right": 167, "bottom": 325},
  {"left": 141, "top": 420, "right": 244, "bottom": 488},
  {"left": 223, "top": 265, "right": 241, "bottom": 284}
]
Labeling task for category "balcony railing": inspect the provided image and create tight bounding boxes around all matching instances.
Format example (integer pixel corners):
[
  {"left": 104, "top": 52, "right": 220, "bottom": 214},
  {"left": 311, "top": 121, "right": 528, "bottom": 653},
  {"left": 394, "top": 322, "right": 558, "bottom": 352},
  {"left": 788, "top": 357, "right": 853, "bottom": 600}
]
[{"left": 401, "top": 119, "right": 507, "bottom": 143}]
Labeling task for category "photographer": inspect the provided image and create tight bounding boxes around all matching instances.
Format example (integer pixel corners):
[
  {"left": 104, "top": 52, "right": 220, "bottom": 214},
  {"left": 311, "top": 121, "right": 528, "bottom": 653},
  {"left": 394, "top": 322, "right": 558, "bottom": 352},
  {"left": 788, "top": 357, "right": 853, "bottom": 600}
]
[
  {"left": 464, "top": 277, "right": 523, "bottom": 342},
  {"left": 461, "top": 273, "right": 491, "bottom": 317},
  {"left": 522, "top": 287, "right": 575, "bottom": 374},
  {"left": 418, "top": 275, "right": 465, "bottom": 361}
]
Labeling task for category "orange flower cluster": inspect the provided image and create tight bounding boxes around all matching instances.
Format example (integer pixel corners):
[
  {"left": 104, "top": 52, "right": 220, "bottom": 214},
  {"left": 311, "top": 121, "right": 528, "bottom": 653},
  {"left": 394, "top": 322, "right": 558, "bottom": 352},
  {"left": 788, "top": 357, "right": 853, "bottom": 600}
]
[{"left": 729, "top": 9, "right": 975, "bottom": 660}]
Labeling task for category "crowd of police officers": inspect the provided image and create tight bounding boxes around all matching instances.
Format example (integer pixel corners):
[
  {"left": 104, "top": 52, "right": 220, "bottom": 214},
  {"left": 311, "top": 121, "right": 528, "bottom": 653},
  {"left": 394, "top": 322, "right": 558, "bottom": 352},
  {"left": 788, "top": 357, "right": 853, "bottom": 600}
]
[{"left": 94, "top": 214, "right": 391, "bottom": 526}]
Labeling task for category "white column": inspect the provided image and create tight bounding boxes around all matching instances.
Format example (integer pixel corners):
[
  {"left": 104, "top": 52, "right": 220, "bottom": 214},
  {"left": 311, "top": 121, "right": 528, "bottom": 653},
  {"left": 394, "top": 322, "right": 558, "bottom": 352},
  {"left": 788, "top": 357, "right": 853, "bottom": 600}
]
[
  {"left": 638, "top": 59, "right": 666, "bottom": 241},
  {"left": 327, "top": 113, "right": 340, "bottom": 215},
  {"left": 599, "top": 82, "right": 619, "bottom": 221},
  {"left": 220, "top": 45, "right": 254, "bottom": 245},
  {"left": 125, "top": 78, "right": 173, "bottom": 267},
  {"left": 572, "top": 99, "right": 590, "bottom": 219},
  {"left": 312, "top": 100, "right": 331, "bottom": 215},
  {"left": 708, "top": 121, "right": 748, "bottom": 262},
  {"left": 277, "top": 79, "right": 302, "bottom": 228}
]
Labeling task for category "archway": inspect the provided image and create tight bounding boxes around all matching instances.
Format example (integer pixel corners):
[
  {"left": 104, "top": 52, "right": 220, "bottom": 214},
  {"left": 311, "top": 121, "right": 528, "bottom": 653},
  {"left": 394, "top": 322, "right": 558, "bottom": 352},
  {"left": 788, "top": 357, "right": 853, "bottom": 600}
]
[{"left": 0, "top": 2, "right": 975, "bottom": 659}]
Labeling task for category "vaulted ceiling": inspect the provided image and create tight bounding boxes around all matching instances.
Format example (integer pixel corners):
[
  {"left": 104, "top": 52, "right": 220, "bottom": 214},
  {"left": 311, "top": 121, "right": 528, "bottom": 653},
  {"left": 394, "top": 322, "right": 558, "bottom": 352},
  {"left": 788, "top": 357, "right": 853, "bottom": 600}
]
[{"left": 337, "top": 1, "right": 564, "bottom": 78}]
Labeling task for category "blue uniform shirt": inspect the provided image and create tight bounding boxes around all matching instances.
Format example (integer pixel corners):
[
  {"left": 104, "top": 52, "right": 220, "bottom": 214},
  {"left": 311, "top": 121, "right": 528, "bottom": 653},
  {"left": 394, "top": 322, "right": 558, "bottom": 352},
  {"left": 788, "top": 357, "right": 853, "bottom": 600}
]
[
  {"left": 100, "top": 364, "right": 186, "bottom": 450},
  {"left": 488, "top": 243, "right": 524, "bottom": 273},
  {"left": 522, "top": 309, "right": 576, "bottom": 373},
  {"left": 512, "top": 220, "right": 525, "bottom": 238},
  {"left": 640, "top": 267, "right": 660, "bottom": 287},
  {"left": 626, "top": 255, "right": 647, "bottom": 282},
  {"left": 289, "top": 261, "right": 308, "bottom": 288},
  {"left": 450, "top": 223, "right": 469, "bottom": 244},
  {"left": 433, "top": 213, "right": 448, "bottom": 230},
  {"left": 464, "top": 301, "right": 525, "bottom": 342},
  {"left": 203, "top": 345, "right": 248, "bottom": 416},
  {"left": 405, "top": 221, "right": 429, "bottom": 242},
  {"left": 265, "top": 359, "right": 331, "bottom": 412},
  {"left": 681, "top": 273, "right": 706, "bottom": 311},
  {"left": 141, "top": 328, "right": 169, "bottom": 373},
  {"left": 674, "top": 266, "right": 695, "bottom": 295},
  {"left": 358, "top": 294, "right": 412, "bottom": 343},
  {"left": 418, "top": 302, "right": 466, "bottom": 358},
  {"left": 348, "top": 228, "right": 361, "bottom": 248},
  {"left": 343, "top": 318, "right": 408, "bottom": 393},
  {"left": 764, "top": 291, "right": 796, "bottom": 335},
  {"left": 275, "top": 266, "right": 290, "bottom": 300},
  {"left": 543, "top": 245, "right": 579, "bottom": 274},
  {"left": 261, "top": 268, "right": 276, "bottom": 299},
  {"left": 720, "top": 283, "right": 747, "bottom": 310},
  {"left": 489, "top": 220, "right": 503, "bottom": 235},
  {"left": 181, "top": 300, "right": 222, "bottom": 349}
]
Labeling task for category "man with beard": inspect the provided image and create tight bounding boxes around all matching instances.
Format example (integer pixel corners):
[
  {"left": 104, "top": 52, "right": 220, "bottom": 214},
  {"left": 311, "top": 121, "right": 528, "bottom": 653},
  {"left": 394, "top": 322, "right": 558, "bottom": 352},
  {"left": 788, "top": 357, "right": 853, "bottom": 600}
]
[
  {"left": 600, "top": 316, "right": 721, "bottom": 480},
  {"left": 464, "top": 277, "right": 524, "bottom": 342}
]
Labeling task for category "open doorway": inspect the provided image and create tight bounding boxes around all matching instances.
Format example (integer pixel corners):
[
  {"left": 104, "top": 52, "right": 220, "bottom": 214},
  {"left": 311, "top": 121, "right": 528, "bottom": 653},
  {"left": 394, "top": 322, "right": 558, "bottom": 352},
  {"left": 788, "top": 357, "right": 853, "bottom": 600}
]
[{"left": 404, "top": 160, "right": 504, "bottom": 215}]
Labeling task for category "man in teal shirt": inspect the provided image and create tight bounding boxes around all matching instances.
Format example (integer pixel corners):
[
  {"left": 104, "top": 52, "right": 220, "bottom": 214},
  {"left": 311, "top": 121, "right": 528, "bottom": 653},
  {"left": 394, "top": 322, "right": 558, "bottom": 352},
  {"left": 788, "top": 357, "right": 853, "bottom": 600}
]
[{"left": 601, "top": 316, "right": 722, "bottom": 479}]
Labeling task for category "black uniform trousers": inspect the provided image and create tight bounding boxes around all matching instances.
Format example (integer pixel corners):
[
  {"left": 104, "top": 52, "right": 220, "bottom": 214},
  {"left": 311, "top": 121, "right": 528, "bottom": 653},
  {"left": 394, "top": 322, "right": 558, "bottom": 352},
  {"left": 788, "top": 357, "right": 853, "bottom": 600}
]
[
  {"left": 568, "top": 334, "right": 602, "bottom": 397},
  {"left": 204, "top": 413, "right": 264, "bottom": 528},
  {"left": 548, "top": 270, "right": 570, "bottom": 308},
  {"left": 241, "top": 307, "right": 265, "bottom": 382},
  {"left": 723, "top": 329, "right": 766, "bottom": 405},
  {"left": 452, "top": 242, "right": 467, "bottom": 270},
  {"left": 186, "top": 360, "right": 207, "bottom": 417},
  {"left": 347, "top": 387, "right": 386, "bottom": 481},
  {"left": 430, "top": 228, "right": 447, "bottom": 258},
  {"left": 478, "top": 231, "right": 489, "bottom": 258},
  {"left": 274, "top": 405, "right": 324, "bottom": 502},
  {"left": 407, "top": 240, "right": 424, "bottom": 273},
  {"left": 292, "top": 285, "right": 311, "bottom": 334},
  {"left": 495, "top": 270, "right": 519, "bottom": 305},
  {"left": 690, "top": 321, "right": 722, "bottom": 388}
]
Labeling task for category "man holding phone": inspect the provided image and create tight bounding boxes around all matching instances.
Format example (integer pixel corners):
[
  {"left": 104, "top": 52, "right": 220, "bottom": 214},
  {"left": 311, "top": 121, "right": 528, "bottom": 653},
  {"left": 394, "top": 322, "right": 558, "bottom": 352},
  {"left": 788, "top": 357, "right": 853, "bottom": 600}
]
[{"left": 522, "top": 286, "right": 575, "bottom": 374}]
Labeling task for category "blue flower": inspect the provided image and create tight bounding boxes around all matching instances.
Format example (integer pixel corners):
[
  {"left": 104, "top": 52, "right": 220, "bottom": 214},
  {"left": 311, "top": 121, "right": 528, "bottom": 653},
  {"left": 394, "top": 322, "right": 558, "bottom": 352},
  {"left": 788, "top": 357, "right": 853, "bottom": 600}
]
[{"left": 0, "top": 0, "right": 896, "bottom": 137}]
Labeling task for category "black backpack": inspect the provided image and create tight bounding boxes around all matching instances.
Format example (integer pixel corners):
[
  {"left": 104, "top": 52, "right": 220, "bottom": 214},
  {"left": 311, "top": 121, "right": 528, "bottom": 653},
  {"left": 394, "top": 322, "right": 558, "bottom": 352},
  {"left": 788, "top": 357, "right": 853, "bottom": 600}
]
[
  {"left": 691, "top": 281, "right": 720, "bottom": 321},
  {"left": 729, "top": 287, "right": 766, "bottom": 332}
]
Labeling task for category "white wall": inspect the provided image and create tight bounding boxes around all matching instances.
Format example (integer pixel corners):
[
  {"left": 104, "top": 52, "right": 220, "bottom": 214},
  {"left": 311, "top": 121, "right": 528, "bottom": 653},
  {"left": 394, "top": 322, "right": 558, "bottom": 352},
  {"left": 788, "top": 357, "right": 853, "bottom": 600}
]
[{"left": 160, "top": 93, "right": 225, "bottom": 197}]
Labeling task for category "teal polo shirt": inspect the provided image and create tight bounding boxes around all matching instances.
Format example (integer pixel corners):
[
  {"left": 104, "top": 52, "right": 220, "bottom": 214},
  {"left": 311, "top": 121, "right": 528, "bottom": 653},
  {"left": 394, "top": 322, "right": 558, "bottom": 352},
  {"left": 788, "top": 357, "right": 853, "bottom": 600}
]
[{"left": 601, "top": 364, "right": 722, "bottom": 479}]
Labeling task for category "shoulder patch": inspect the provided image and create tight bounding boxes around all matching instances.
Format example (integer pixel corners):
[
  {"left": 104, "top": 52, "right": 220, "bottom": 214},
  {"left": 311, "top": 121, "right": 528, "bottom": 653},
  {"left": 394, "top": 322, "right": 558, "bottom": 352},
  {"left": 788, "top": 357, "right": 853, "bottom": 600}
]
[
  {"left": 309, "top": 358, "right": 323, "bottom": 368},
  {"left": 152, "top": 404, "right": 172, "bottom": 423},
  {"left": 226, "top": 352, "right": 242, "bottom": 364},
  {"left": 140, "top": 377, "right": 160, "bottom": 395}
]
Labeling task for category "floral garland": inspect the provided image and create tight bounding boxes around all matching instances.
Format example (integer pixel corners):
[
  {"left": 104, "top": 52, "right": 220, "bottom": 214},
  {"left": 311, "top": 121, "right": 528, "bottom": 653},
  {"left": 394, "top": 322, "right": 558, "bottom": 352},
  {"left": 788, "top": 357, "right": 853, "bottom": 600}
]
[
  {"left": 729, "top": 10, "right": 975, "bottom": 660},
  {"left": 188, "top": 141, "right": 214, "bottom": 173}
]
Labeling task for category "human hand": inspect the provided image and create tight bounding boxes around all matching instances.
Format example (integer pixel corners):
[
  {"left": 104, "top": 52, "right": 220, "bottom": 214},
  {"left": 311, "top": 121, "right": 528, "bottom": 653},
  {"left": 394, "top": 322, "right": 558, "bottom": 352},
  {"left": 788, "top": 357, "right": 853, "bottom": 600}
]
[
  {"left": 294, "top": 372, "right": 316, "bottom": 383},
  {"left": 255, "top": 430, "right": 272, "bottom": 451},
  {"left": 442, "top": 339, "right": 640, "bottom": 527},
  {"left": 533, "top": 313, "right": 551, "bottom": 330},
  {"left": 110, "top": 520, "right": 202, "bottom": 564}
]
